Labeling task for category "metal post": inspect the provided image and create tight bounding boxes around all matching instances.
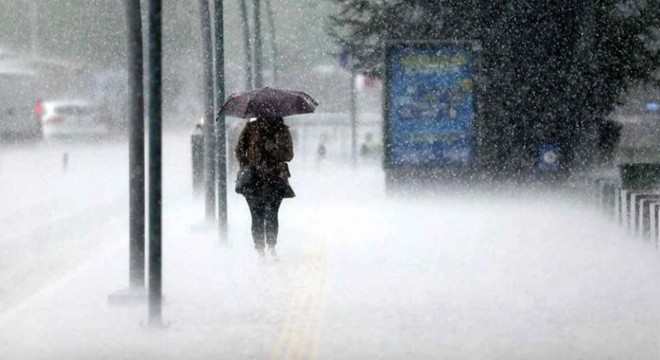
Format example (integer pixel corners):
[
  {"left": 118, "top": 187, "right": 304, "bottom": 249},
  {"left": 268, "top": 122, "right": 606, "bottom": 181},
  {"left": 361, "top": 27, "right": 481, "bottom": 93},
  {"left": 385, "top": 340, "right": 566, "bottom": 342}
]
[
  {"left": 238, "top": 0, "right": 253, "bottom": 90},
  {"left": 191, "top": 124, "right": 204, "bottom": 196},
  {"left": 253, "top": 0, "right": 263, "bottom": 88},
  {"left": 264, "top": 0, "right": 278, "bottom": 86},
  {"left": 213, "top": 0, "right": 227, "bottom": 241},
  {"left": 652, "top": 203, "right": 657, "bottom": 243},
  {"left": 349, "top": 67, "right": 357, "bottom": 167},
  {"left": 147, "top": 0, "right": 163, "bottom": 326},
  {"left": 126, "top": 0, "right": 145, "bottom": 289},
  {"left": 30, "top": 1, "right": 39, "bottom": 57},
  {"left": 200, "top": 0, "right": 216, "bottom": 220}
]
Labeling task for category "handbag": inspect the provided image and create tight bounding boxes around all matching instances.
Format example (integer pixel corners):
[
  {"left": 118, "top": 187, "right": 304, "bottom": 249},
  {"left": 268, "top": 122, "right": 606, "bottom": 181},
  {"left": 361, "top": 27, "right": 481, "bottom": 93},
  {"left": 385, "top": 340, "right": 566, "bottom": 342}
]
[{"left": 235, "top": 165, "right": 257, "bottom": 194}]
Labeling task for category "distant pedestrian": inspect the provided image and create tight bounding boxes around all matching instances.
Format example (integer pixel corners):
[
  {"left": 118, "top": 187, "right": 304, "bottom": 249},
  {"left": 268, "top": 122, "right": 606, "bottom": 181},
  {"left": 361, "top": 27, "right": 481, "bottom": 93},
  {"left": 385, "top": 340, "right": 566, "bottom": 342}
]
[
  {"left": 34, "top": 98, "right": 43, "bottom": 121},
  {"left": 62, "top": 152, "right": 69, "bottom": 172},
  {"left": 317, "top": 133, "right": 327, "bottom": 162},
  {"left": 34, "top": 98, "right": 43, "bottom": 135},
  {"left": 235, "top": 116, "right": 295, "bottom": 261},
  {"left": 360, "top": 132, "right": 374, "bottom": 157}
]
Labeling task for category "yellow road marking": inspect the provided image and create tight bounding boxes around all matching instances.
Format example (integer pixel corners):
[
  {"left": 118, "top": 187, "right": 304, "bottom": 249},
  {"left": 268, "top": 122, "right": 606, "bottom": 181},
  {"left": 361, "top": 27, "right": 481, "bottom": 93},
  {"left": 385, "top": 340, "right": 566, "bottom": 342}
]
[{"left": 272, "top": 238, "right": 330, "bottom": 360}]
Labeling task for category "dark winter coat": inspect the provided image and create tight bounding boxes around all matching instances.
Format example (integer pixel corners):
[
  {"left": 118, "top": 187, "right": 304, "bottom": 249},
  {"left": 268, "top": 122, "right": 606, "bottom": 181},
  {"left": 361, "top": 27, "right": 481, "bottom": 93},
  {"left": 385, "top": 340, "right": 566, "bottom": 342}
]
[{"left": 235, "top": 117, "right": 295, "bottom": 199}]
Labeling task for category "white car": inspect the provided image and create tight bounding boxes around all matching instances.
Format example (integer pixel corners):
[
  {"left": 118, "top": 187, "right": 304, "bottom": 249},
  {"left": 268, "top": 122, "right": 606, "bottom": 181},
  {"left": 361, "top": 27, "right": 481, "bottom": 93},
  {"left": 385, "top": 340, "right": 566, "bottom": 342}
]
[{"left": 41, "top": 100, "right": 108, "bottom": 140}]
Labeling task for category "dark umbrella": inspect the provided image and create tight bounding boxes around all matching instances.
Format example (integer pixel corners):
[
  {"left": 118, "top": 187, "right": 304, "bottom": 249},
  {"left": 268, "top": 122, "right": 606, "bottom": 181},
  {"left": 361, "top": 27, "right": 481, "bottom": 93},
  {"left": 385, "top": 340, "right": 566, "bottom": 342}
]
[{"left": 219, "top": 87, "right": 318, "bottom": 119}]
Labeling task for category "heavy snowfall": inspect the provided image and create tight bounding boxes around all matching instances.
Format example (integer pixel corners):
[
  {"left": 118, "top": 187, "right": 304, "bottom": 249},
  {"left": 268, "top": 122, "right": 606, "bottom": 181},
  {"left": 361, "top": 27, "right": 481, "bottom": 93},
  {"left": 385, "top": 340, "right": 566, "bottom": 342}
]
[{"left": 1, "top": 0, "right": 659, "bottom": 359}]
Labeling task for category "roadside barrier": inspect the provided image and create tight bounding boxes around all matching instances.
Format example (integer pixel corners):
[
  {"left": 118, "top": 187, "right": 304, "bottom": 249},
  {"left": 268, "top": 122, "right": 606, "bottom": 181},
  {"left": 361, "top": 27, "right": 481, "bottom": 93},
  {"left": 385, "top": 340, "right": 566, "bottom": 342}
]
[{"left": 584, "top": 163, "right": 660, "bottom": 246}]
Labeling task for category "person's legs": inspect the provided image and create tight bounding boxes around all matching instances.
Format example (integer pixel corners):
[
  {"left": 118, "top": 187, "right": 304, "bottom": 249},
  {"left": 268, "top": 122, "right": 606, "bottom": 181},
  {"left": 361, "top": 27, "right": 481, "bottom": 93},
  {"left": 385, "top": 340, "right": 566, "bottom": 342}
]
[
  {"left": 264, "top": 196, "right": 283, "bottom": 247},
  {"left": 246, "top": 197, "right": 266, "bottom": 250}
]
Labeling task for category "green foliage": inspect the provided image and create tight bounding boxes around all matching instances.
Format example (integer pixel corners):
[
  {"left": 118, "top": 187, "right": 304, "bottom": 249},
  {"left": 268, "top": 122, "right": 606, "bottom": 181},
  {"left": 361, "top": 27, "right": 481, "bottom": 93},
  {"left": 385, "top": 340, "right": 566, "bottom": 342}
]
[{"left": 328, "top": 0, "right": 659, "bottom": 172}]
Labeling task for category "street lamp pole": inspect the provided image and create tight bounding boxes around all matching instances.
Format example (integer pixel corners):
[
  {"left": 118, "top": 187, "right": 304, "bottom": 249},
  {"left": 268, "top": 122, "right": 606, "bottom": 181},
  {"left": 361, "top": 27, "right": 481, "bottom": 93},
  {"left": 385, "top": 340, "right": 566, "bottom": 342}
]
[
  {"left": 147, "top": 0, "right": 163, "bottom": 326},
  {"left": 30, "top": 0, "right": 39, "bottom": 56},
  {"left": 346, "top": 49, "right": 357, "bottom": 167},
  {"left": 125, "top": 0, "right": 146, "bottom": 289},
  {"left": 264, "top": 0, "right": 278, "bottom": 86},
  {"left": 200, "top": 0, "right": 217, "bottom": 221},
  {"left": 350, "top": 66, "right": 357, "bottom": 168},
  {"left": 238, "top": 0, "right": 253, "bottom": 90},
  {"left": 213, "top": 0, "right": 227, "bottom": 241},
  {"left": 253, "top": 0, "right": 263, "bottom": 88},
  {"left": 20, "top": 0, "right": 41, "bottom": 57}
]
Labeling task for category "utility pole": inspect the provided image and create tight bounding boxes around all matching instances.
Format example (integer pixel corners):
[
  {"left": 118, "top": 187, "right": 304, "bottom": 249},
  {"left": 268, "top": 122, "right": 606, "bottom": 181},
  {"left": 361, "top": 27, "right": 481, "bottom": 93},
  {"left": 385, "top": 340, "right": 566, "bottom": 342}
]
[
  {"left": 579, "top": 1, "right": 599, "bottom": 167},
  {"left": 253, "top": 0, "right": 263, "bottom": 88},
  {"left": 239, "top": 0, "right": 253, "bottom": 90},
  {"left": 213, "top": 0, "right": 228, "bottom": 241},
  {"left": 147, "top": 0, "right": 163, "bottom": 327},
  {"left": 126, "top": 0, "right": 146, "bottom": 289},
  {"left": 108, "top": 0, "right": 147, "bottom": 306},
  {"left": 29, "top": 0, "right": 40, "bottom": 57},
  {"left": 349, "top": 56, "right": 357, "bottom": 167},
  {"left": 264, "top": 0, "right": 278, "bottom": 86},
  {"left": 200, "top": 0, "right": 216, "bottom": 221}
]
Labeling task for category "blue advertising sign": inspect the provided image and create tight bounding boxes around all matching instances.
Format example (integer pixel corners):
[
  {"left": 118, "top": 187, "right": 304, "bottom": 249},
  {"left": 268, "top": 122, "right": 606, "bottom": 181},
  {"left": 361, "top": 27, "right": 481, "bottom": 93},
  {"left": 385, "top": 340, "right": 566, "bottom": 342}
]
[{"left": 385, "top": 42, "right": 477, "bottom": 166}]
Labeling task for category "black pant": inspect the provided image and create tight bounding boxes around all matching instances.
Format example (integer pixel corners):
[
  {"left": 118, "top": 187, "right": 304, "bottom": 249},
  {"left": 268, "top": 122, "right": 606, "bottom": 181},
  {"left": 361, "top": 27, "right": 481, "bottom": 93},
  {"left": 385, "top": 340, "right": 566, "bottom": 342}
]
[{"left": 246, "top": 196, "right": 283, "bottom": 249}]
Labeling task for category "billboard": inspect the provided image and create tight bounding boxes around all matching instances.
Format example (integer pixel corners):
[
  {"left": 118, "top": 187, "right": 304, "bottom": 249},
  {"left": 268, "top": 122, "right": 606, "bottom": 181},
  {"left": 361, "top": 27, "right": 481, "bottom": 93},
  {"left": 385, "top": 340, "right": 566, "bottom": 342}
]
[{"left": 384, "top": 41, "right": 478, "bottom": 167}]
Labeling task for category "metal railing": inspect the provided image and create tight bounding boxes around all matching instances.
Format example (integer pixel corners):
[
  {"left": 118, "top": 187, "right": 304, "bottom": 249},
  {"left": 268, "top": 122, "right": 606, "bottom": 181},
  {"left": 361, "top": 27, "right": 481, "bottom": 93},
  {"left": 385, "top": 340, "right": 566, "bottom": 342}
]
[{"left": 584, "top": 166, "right": 660, "bottom": 246}]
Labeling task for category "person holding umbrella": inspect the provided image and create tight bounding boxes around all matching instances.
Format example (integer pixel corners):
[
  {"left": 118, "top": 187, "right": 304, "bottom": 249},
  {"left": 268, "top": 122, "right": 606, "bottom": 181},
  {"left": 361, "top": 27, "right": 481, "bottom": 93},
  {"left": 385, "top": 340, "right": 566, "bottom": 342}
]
[{"left": 221, "top": 87, "right": 318, "bottom": 261}]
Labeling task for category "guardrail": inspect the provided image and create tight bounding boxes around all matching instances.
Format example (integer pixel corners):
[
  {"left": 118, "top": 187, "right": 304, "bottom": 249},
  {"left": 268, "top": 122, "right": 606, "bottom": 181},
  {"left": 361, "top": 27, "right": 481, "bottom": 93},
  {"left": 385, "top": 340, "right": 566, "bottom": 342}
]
[{"left": 584, "top": 164, "right": 660, "bottom": 246}]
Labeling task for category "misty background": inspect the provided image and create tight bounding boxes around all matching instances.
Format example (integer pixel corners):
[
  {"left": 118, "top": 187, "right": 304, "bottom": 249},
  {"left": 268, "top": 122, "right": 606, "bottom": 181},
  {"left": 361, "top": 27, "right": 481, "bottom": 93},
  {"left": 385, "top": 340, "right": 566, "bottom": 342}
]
[
  {"left": 1, "top": 2, "right": 660, "bottom": 358},
  {"left": 0, "top": 0, "right": 364, "bottom": 128},
  {"left": 1, "top": 0, "right": 655, "bottom": 172}
]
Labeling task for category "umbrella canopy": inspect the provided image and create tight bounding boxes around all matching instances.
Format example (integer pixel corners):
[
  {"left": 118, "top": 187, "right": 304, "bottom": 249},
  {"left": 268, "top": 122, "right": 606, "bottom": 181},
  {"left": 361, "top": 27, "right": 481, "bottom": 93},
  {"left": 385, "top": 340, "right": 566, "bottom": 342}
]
[{"left": 219, "top": 87, "right": 319, "bottom": 119}]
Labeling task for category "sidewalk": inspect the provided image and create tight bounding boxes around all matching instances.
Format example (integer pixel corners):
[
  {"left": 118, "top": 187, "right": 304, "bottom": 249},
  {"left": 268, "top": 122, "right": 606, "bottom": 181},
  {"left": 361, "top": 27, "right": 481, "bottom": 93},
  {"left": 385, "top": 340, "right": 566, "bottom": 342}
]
[{"left": 3, "top": 163, "right": 660, "bottom": 359}]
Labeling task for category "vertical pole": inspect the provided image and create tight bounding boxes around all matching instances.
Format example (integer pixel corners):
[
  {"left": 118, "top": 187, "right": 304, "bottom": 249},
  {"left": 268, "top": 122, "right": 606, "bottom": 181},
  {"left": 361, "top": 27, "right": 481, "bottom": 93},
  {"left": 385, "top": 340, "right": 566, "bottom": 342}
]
[
  {"left": 213, "top": 0, "right": 228, "bottom": 241},
  {"left": 147, "top": 0, "right": 163, "bottom": 326},
  {"left": 238, "top": 0, "right": 253, "bottom": 90},
  {"left": 191, "top": 125, "right": 205, "bottom": 195},
  {"left": 30, "top": 1, "right": 39, "bottom": 57},
  {"left": 200, "top": 0, "right": 216, "bottom": 221},
  {"left": 349, "top": 67, "right": 357, "bottom": 167},
  {"left": 264, "top": 0, "right": 278, "bottom": 86},
  {"left": 253, "top": 0, "right": 263, "bottom": 88},
  {"left": 126, "top": 0, "right": 145, "bottom": 289}
]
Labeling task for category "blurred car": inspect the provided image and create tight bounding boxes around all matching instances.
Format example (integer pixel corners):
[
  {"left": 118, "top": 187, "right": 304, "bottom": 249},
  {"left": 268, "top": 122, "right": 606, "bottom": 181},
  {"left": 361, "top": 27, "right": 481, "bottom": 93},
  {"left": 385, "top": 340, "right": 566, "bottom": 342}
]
[
  {"left": 41, "top": 100, "right": 108, "bottom": 140},
  {"left": 0, "top": 68, "right": 41, "bottom": 141}
]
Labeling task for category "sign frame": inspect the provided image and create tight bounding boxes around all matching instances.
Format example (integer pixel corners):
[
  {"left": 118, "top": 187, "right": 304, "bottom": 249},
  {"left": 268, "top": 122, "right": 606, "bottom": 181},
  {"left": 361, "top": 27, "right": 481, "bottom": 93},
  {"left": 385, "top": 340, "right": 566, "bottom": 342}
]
[
  {"left": 383, "top": 40, "right": 482, "bottom": 166},
  {"left": 383, "top": 40, "right": 483, "bottom": 189}
]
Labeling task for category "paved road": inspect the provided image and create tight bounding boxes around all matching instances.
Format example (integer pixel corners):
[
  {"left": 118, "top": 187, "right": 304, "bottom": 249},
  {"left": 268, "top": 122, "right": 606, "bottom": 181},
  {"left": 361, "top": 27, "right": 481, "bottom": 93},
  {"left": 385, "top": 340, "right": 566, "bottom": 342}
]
[
  {"left": 0, "top": 131, "right": 198, "bottom": 314},
  {"left": 2, "top": 131, "right": 660, "bottom": 359}
]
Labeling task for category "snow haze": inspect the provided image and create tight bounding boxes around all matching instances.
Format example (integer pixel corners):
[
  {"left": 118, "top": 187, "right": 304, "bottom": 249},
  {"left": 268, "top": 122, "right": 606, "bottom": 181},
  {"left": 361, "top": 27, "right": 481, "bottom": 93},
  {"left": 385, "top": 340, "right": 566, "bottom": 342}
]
[
  {"left": 1, "top": 130, "right": 660, "bottom": 359},
  {"left": 0, "top": 0, "right": 659, "bottom": 358}
]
